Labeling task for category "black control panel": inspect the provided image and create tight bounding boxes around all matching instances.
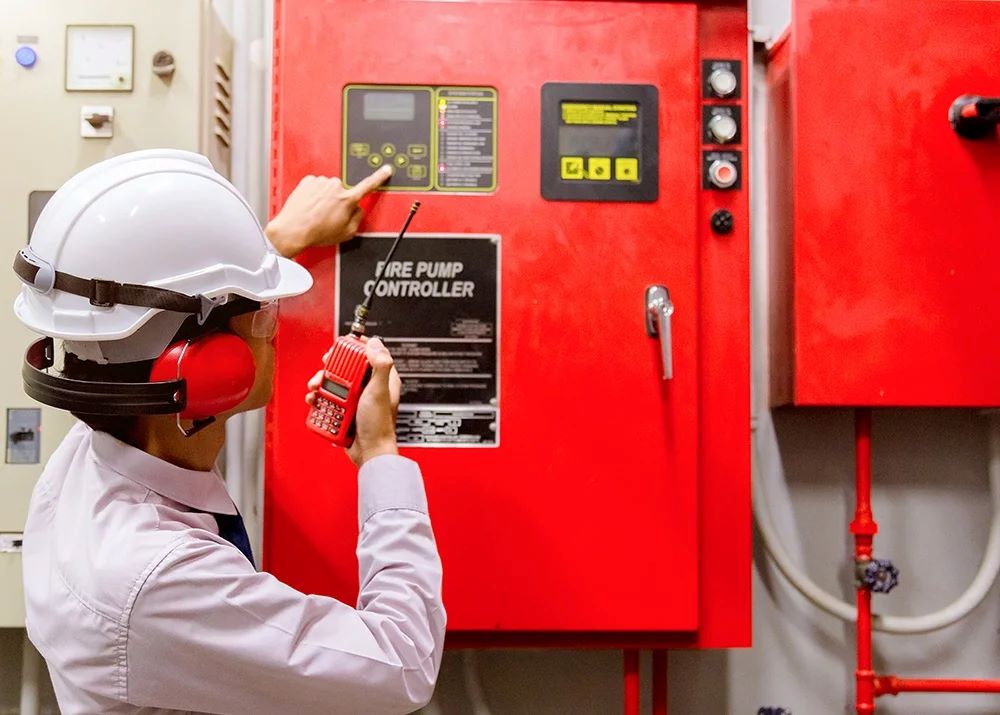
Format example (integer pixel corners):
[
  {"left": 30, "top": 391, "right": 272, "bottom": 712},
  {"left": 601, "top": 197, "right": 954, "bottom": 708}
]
[{"left": 540, "top": 82, "right": 658, "bottom": 202}]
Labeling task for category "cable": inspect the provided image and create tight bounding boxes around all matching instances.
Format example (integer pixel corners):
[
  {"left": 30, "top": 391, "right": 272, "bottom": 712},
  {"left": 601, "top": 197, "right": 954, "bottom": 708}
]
[{"left": 753, "top": 413, "right": 1000, "bottom": 634}]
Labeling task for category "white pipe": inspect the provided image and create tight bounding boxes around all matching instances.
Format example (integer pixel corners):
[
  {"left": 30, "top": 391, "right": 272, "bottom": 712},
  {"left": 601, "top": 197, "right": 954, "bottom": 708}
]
[
  {"left": 462, "top": 650, "right": 493, "bottom": 715},
  {"left": 20, "top": 630, "right": 41, "bottom": 715},
  {"left": 753, "top": 413, "right": 1000, "bottom": 634}
]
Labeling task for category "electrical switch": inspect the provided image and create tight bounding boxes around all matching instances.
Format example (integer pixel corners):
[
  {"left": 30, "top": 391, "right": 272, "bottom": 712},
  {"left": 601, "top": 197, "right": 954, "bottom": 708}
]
[
  {"left": 708, "top": 68, "right": 738, "bottom": 98},
  {"left": 703, "top": 60, "right": 742, "bottom": 99},
  {"left": 707, "top": 113, "right": 738, "bottom": 144},
  {"left": 703, "top": 150, "right": 741, "bottom": 190},
  {"left": 708, "top": 159, "right": 738, "bottom": 189},
  {"left": 80, "top": 106, "right": 114, "bottom": 138}
]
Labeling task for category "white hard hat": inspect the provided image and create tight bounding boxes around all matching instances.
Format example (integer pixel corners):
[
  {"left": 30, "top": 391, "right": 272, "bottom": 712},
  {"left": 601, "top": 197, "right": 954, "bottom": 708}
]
[{"left": 14, "top": 149, "right": 312, "bottom": 359}]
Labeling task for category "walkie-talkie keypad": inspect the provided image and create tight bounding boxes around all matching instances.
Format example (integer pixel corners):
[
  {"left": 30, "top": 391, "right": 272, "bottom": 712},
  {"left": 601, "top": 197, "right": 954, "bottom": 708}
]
[{"left": 310, "top": 395, "right": 348, "bottom": 435}]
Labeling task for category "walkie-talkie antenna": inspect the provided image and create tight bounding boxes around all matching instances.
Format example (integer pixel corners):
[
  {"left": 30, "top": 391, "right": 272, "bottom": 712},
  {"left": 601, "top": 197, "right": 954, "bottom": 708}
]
[{"left": 350, "top": 201, "right": 420, "bottom": 336}]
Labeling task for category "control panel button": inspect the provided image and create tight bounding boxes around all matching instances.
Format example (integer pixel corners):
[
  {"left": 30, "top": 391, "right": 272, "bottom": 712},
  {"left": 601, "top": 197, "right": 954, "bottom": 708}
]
[
  {"left": 394, "top": 153, "right": 409, "bottom": 167},
  {"left": 380, "top": 143, "right": 396, "bottom": 157},
  {"left": 349, "top": 142, "right": 370, "bottom": 157},
  {"left": 587, "top": 157, "right": 611, "bottom": 180},
  {"left": 708, "top": 68, "right": 738, "bottom": 98},
  {"left": 368, "top": 154, "right": 384, "bottom": 167},
  {"left": 615, "top": 157, "right": 639, "bottom": 182},
  {"left": 707, "top": 114, "right": 738, "bottom": 144},
  {"left": 407, "top": 164, "right": 428, "bottom": 180},
  {"left": 15, "top": 46, "right": 37, "bottom": 68},
  {"left": 407, "top": 144, "right": 428, "bottom": 157},
  {"left": 708, "top": 159, "right": 738, "bottom": 189},
  {"left": 561, "top": 156, "right": 585, "bottom": 180}
]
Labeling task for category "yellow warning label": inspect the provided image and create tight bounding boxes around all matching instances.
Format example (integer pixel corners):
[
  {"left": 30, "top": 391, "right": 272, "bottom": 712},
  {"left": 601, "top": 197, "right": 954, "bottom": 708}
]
[
  {"left": 615, "top": 157, "right": 639, "bottom": 182},
  {"left": 561, "top": 102, "right": 639, "bottom": 126},
  {"left": 587, "top": 157, "right": 611, "bottom": 180},
  {"left": 561, "top": 156, "right": 585, "bottom": 180}
]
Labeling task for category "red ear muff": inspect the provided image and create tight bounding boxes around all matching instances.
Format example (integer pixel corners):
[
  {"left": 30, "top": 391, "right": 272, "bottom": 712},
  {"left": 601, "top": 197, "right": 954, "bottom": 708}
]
[{"left": 149, "top": 333, "right": 256, "bottom": 420}]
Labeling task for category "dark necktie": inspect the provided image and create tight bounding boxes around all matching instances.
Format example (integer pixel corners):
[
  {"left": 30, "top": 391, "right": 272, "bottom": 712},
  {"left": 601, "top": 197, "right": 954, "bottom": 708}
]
[{"left": 213, "top": 511, "right": 255, "bottom": 566}]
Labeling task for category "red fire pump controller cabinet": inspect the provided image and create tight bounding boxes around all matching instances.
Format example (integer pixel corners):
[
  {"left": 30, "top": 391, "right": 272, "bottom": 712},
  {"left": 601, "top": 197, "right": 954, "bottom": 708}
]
[
  {"left": 768, "top": 0, "right": 1000, "bottom": 408},
  {"left": 266, "top": 0, "right": 750, "bottom": 648}
]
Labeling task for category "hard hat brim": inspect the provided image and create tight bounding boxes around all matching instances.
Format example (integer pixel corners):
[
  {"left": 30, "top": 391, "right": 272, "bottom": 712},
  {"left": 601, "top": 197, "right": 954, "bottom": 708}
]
[{"left": 14, "top": 255, "right": 314, "bottom": 342}]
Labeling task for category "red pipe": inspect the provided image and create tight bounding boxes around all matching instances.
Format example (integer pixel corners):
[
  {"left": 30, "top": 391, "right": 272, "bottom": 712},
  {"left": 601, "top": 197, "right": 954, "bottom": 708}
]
[
  {"left": 876, "top": 677, "right": 1000, "bottom": 695},
  {"left": 852, "top": 409, "right": 877, "bottom": 714},
  {"left": 624, "top": 649, "right": 640, "bottom": 715},
  {"left": 652, "top": 649, "right": 668, "bottom": 715},
  {"left": 851, "top": 409, "right": 1000, "bottom": 708}
]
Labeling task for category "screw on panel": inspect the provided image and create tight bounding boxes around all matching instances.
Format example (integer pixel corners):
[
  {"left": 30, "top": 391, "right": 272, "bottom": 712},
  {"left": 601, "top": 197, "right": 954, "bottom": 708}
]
[{"left": 710, "top": 209, "right": 734, "bottom": 235}]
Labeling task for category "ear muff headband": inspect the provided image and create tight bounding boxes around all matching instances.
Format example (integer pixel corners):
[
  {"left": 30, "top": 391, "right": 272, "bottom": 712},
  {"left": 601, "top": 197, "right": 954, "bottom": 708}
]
[{"left": 22, "top": 338, "right": 186, "bottom": 416}]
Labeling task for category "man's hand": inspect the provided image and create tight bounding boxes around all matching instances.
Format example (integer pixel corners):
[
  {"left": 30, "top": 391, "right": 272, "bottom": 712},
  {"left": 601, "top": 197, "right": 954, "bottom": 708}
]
[
  {"left": 306, "top": 337, "right": 401, "bottom": 467},
  {"left": 266, "top": 165, "right": 393, "bottom": 259}
]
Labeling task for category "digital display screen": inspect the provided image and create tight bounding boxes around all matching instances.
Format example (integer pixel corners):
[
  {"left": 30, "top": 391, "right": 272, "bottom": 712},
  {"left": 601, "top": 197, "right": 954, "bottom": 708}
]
[
  {"left": 558, "top": 125, "right": 640, "bottom": 159},
  {"left": 322, "top": 378, "right": 350, "bottom": 399},
  {"left": 363, "top": 92, "right": 416, "bottom": 122}
]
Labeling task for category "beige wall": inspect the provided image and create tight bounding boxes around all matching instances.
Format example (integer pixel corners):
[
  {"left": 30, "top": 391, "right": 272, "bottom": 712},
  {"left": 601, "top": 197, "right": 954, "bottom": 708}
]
[{"left": 3, "top": 2, "right": 999, "bottom": 714}]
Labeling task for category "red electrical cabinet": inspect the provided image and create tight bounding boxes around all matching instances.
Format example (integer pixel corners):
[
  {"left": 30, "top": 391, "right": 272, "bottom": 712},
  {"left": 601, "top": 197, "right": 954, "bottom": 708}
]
[
  {"left": 768, "top": 0, "right": 1000, "bottom": 408},
  {"left": 266, "top": 0, "right": 750, "bottom": 647}
]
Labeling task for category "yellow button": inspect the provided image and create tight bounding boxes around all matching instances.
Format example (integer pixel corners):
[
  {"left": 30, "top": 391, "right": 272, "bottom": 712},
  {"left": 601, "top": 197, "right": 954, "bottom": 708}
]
[
  {"left": 407, "top": 144, "right": 428, "bottom": 157},
  {"left": 407, "top": 164, "right": 427, "bottom": 180},
  {"left": 348, "top": 142, "right": 370, "bottom": 158},
  {"left": 394, "top": 154, "right": 409, "bottom": 167},
  {"left": 615, "top": 157, "right": 639, "bottom": 182},
  {"left": 380, "top": 143, "right": 396, "bottom": 157},
  {"left": 561, "top": 156, "right": 585, "bottom": 180},
  {"left": 367, "top": 154, "right": 384, "bottom": 167},
  {"left": 587, "top": 157, "right": 611, "bottom": 181}
]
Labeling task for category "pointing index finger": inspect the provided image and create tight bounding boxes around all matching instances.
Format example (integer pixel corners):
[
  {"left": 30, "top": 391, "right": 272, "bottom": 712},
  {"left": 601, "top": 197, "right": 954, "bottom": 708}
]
[{"left": 345, "top": 164, "right": 393, "bottom": 201}]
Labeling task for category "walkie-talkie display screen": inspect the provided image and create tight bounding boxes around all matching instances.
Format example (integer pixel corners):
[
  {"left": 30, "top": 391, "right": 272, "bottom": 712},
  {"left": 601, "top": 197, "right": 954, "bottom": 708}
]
[{"left": 322, "top": 379, "right": 350, "bottom": 399}]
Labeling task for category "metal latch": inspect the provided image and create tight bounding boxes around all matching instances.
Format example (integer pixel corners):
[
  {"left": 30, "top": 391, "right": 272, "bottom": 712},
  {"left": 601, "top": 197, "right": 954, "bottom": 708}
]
[{"left": 645, "top": 285, "right": 674, "bottom": 380}]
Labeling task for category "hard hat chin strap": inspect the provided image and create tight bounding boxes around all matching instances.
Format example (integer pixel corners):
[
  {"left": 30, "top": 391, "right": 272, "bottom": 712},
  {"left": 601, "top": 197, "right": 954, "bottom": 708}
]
[{"left": 14, "top": 248, "right": 221, "bottom": 322}]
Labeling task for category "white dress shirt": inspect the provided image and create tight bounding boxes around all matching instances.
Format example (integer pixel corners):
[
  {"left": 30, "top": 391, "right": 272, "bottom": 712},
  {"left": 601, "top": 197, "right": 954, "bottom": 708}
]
[{"left": 22, "top": 421, "right": 445, "bottom": 714}]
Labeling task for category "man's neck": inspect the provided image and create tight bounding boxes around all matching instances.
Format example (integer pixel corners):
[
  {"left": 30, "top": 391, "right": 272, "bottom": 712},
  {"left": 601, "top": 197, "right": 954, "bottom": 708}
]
[{"left": 132, "top": 415, "right": 228, "bottom": 472}]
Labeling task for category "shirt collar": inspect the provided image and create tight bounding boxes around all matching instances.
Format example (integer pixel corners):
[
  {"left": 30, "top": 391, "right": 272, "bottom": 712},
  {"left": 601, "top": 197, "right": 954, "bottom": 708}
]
[{"left": 89, "top": 427, "right": 237, "bottom": 515}]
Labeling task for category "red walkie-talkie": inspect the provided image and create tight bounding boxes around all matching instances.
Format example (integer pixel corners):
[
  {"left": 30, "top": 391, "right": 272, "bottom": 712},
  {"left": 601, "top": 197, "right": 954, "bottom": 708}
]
[{"left": 306, "top": 201, "right": 420, "bottom": 446}]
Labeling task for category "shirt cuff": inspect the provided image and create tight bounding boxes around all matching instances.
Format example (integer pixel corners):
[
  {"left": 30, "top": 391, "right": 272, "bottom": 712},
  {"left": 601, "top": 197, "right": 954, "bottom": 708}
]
[{"left": 357, "top": 454, "right": 428, "bottom": 527}]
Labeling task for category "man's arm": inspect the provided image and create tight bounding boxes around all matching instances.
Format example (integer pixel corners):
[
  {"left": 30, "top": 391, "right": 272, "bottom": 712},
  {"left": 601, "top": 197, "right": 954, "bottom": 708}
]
[{"left": 125, "top": 460, "right": 444, "bottom": 714}]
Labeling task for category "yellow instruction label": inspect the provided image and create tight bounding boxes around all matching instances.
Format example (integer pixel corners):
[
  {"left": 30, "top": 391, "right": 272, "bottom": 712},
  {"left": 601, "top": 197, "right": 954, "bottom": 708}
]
[{"left": 561, "top": 102, "right": 639, "bottom": 126}]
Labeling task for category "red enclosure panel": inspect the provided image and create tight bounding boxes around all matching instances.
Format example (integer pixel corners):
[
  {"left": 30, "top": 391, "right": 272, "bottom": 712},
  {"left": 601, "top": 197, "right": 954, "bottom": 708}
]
[
  {"left": 267, "top": 0, "right": 750, "bottom": 646},
  {"left": 769, "top": 0, "right": 1000, "bottom": 407}
]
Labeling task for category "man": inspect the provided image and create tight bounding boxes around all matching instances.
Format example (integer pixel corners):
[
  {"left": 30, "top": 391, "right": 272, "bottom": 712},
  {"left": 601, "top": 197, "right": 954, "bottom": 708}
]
[{"left": 15, "top": 149, "right": 445, "bottom": 714}]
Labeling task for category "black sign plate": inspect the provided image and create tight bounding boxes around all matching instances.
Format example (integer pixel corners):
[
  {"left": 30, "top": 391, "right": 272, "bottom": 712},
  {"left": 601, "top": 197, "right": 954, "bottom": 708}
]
[{"left": 337, "top": 234, "right": 500, "bottom": 446}]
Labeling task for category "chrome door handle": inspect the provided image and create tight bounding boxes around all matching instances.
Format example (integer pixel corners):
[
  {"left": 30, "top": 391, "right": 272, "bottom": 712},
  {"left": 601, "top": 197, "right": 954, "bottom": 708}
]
[{"left": 645, "top": 285, "right": 674, "bottom": 380}]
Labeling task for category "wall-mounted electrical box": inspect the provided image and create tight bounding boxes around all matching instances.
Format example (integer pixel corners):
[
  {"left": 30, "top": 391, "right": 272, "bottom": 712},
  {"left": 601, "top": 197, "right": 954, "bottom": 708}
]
[
  {"left": 768, "top": 0, "right": 1000, "bottom": 407},
  {"left": 0, "top": 0, "right": 233, "bottom": 627},
  {"left": 267, "top": 0, "right": 751, "bottom": 647}
]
